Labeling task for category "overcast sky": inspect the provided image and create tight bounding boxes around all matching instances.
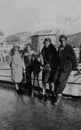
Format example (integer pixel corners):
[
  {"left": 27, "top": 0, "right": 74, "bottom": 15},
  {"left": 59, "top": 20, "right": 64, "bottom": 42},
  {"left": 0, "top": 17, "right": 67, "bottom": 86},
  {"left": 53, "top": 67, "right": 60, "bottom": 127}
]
[{"left": 0, "top": 0, "right": 81, "bottom": 36}]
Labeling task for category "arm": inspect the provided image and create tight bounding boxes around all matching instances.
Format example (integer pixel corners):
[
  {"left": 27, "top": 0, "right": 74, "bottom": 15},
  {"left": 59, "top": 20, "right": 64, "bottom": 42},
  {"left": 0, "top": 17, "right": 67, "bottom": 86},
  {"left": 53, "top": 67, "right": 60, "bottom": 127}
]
[
  {"left": 50, "top": 45, "right": 60, "bottom": 69},
  {"left": 21, "top": 58, "right": 26, "bottom": 70},
  {"left": 68, "top": 46, "right": 77, "bottom": 70},
  {"left": 21, "top": 58, "right": 26, "bottom": 75},
  {"left": 6, "top": 51, "right": 12, "bottom": 67}
]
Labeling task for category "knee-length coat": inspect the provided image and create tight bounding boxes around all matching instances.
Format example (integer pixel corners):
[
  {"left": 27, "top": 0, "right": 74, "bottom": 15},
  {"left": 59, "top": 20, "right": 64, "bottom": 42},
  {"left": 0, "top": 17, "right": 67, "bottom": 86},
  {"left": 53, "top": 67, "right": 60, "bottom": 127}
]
[
  {"left": 7, "top": 49, "right": 25, "bottom": 83},
  {"left": 41, "top": 43, "right": 59, "bottom": 83}
]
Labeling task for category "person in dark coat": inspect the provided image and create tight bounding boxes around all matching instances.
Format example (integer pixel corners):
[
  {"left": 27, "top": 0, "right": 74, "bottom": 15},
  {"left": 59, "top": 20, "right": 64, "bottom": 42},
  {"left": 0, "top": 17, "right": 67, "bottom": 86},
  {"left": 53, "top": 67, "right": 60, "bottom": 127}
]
[
  {"left": 23, "top": 43, "right": 37, "bottom": 86},
  {"left": 54, "top": 35, "right": 78, "bottom": 105},
  {"left": 30, "top": 54, "right": 43, "bottom": 98},
  {"left": 41, "top": 38, "right": 59, "bottom": 97},
  {"left": 31, "top": 54, "right": 43, "bottom": 86}
]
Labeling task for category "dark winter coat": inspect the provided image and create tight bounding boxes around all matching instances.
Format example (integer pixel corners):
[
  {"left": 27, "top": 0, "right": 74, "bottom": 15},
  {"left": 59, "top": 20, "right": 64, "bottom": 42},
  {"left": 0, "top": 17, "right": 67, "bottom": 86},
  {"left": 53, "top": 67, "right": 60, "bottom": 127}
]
[
  {"left": 41, "top": 43, "right": 59, "bottom": 83},
  {"left": 31, "top": 59, "right": 42, "bottom": 74},
  {"left": 58, "top": 44, "right": 77, "bottom": 72},
  {"left": 41, "top": 43, "right": 59, "bottom": 70},
  {"left": 54, "top": 44, "right": 77, "bottom": 94}
]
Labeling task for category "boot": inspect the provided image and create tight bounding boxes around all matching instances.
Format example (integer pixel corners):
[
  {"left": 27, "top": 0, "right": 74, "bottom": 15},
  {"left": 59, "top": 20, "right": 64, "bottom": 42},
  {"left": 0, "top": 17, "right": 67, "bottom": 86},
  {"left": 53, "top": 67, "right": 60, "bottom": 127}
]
[
  {"left": 54, "top": 93, "right": 62, "bottom": 106},
  {"left": 42, "top": 87, "right": 46, "bottom": 96},
  {"left": 50, "top": 91, "right": 56, "bottom": 104}
]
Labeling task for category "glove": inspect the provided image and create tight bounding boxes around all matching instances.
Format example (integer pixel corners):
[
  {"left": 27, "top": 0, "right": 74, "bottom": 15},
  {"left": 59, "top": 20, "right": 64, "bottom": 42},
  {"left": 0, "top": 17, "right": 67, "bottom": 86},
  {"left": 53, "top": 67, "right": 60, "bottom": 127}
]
[{"left": 43, "top": 64, "right": 51, "bottom": 72}]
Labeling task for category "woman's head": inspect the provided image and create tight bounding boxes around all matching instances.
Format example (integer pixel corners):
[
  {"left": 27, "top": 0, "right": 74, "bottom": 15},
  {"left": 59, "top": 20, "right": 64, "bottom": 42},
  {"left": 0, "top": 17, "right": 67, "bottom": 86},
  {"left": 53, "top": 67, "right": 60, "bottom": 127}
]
[
  {"left": 59, "top": 35, "right": 67, "bottom": 47},
  {"left": 43, "top": 38, "right": 51, "bottom": 48},
  {"left": 26, "top": 43, "right": 32, "bottom": 52},
  {"left": 13, "top": 42, "right": 20, "bottom": 52},
  {"left": 32, "top": 54, "right": 37, "bottom": 61}
]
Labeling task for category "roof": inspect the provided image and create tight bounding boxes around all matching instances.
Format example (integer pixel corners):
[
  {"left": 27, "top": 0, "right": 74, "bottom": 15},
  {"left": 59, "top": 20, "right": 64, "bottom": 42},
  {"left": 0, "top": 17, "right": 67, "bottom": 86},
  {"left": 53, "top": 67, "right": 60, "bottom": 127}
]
[{"left": 31, "top": 33, "right": 56, "bottom": 37}]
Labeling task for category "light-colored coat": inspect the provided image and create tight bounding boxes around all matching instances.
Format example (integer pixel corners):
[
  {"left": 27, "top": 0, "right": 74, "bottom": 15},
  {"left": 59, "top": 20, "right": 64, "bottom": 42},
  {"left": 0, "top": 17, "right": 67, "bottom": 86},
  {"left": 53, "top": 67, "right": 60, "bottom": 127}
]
[
  {"left": 7, "top": 50, "right": 25, "bottom": 83},
  {"left": 24, "top": 50, "right": 37, "bottom": 67}
]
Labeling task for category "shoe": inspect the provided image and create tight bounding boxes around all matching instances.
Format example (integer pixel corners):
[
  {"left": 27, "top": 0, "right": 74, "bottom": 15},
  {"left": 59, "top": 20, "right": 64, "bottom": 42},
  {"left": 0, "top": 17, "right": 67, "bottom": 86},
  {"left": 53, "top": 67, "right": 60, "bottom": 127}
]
[
  {"left": 51, "top": 94, "right": 57, "bottom": 105},
  {"left": 42, "top": 94, "right": 47, "bottom": 102},
  {"left": 54, "top": 94, "right": 62, "bottom": 106},
  {"left": 31, "top": 90, "right": 34, "bottom": 98},
  {"left": 38, "top": 93, "right": 43, "bottom": 102}
]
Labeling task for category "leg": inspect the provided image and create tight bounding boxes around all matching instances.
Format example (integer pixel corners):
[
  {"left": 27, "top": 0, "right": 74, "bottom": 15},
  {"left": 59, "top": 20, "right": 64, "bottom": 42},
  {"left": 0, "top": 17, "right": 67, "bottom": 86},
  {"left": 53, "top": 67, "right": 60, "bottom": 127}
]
[
  {"left": 42, "top": 70, "right": 50, "bottom": 96},
  {"left": 36, "top": 73, "right": 40, "bottom": 87},
  {"left": 15, "top": 83, "right": 19, "bottom": 90},
  {"left": 50, "top": 82, "right": 55, "bottom": 97},
  {"left": 50, "top": 82, "right": 54, "bottom": 92},
  {"left": 32, "top": 72, "right": 36, "bottom": 86},
  {"left": 54, "top": 93, "right": 62, "bottom": 106},
  {"left": 26, "top": 66, "right": 32, "bottom": 86},
  {"left": 31, "top": 72, "right": 35, "bottom": 98},
  {"left": 42, "top": 82, "right": 49, "bottom": 96},
  {"left": 54, "top": 71, "right": 71, "bottom": 105},
  {"left": 48, "top": 71, "right": 55, "bottom": 98},
  {"left": 42, "top": 71, "right": 50, "bottom": 102}
]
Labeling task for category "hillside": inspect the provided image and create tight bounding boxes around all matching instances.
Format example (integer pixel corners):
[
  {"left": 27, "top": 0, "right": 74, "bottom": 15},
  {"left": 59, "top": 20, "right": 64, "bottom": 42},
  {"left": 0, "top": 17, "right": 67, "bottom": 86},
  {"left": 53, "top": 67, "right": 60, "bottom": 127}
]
[
  {"left": 5, "top": 31, "right": 81, "bottom": 48},
  {"left": 68, "top": 32, "right": 81, "bottom": 47},
  {"left": 5, "top": 32, "right": 31, "bottom": 44}
]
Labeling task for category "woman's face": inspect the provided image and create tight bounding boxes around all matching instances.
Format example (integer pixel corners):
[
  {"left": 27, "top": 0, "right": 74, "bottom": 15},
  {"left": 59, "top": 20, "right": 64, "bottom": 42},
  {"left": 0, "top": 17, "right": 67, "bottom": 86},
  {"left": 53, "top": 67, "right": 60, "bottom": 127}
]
[
  {"left": 45, "top": 41, "right": 50, "bottom": 48},
  {"left": 14, "top": 47, "right": 19, "bottom": 52},
  {"left": 27, "top": 45, "right": 31, "bottom": 52},
  {"left": 61, "top": 38, "right": 66, "bottom": 47}
]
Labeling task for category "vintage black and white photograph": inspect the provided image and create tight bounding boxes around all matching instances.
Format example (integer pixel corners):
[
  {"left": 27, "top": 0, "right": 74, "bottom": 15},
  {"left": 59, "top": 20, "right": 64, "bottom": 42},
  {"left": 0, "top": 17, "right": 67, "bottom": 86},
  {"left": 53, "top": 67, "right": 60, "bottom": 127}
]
[{"left": 0, "top": 0, "right": 81, "bottom": 130}]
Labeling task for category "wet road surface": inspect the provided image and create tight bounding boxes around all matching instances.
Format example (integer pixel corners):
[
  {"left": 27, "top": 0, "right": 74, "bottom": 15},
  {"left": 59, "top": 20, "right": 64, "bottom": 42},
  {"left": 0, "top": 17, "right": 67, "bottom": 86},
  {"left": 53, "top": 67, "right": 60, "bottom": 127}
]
[{"left": 0, "top": 85, "right": 81, "bottom": 130}]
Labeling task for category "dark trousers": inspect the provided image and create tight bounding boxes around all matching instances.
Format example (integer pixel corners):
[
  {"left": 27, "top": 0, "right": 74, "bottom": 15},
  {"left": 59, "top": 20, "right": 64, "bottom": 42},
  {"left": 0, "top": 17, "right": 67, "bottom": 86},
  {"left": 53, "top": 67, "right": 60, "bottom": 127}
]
[
  {"left": 54, "top": 69, "right": 71, "bottom": 94},
  {"left": 26, "top": 66, "right": 33, "bottom": 86}
]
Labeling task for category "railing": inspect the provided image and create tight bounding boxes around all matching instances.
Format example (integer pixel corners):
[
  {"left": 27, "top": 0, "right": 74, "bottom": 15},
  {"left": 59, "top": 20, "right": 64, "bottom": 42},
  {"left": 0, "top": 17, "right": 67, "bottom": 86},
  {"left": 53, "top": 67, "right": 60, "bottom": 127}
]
[
  {"left": 0, "top": 67, "right": 81, "bottom": 97},
  {"left": 0, "top": 68, "right": 81, "bottom": 85}
]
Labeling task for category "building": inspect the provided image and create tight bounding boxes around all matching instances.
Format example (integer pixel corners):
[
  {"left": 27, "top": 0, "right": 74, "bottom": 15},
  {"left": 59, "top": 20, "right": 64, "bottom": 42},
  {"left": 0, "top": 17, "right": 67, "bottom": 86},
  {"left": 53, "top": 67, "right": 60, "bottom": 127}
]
[
  {"left": 31, "top": 33, "right": 81, "bottom": 64},
  {"left": 31, "top": 33, "right": 59, "bottom": 53}
]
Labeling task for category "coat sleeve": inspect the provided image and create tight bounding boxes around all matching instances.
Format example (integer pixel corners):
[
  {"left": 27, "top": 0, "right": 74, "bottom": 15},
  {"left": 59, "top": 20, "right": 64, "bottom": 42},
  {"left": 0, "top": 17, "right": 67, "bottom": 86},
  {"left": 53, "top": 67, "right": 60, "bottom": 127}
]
[
  {"left": 68, "top": 46, "right": 77, "bottom": 70},
  {"left": 21, "top": 58, "right": 26, "bottom": 70},
  {"left": 51, "top": 45, "right": 60, "bottom": 68},
  {"left": 41, "top": 47, "right": 47, "bottom": 65}
]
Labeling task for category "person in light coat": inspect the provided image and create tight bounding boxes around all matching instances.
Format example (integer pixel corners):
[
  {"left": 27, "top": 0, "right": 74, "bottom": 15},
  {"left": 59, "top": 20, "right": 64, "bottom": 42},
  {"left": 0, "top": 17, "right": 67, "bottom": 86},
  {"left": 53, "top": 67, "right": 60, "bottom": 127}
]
[{"left": 7, "top": 42, "right": 25, "bottom": 90}]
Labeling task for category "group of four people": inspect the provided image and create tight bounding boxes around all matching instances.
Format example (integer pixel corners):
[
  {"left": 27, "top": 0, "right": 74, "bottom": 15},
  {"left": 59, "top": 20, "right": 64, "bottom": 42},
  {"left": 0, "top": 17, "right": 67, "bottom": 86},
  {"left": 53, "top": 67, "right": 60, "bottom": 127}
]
[{"left": 7, "top": 35, "right": 78, "bottom": 105}]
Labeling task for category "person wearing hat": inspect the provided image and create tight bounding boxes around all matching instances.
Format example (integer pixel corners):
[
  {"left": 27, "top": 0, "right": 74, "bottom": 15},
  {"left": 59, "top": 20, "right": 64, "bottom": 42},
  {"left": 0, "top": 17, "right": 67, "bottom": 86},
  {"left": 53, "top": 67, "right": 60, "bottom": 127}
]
[
  {"left": 54, "top": 35, "right": 79, "bottom": 105},
  {"left": 41, "top": 38, "right": 59, "bottom": 101},
  {"left": 7, "top": 41, "right": 25, "bottom": 90}
]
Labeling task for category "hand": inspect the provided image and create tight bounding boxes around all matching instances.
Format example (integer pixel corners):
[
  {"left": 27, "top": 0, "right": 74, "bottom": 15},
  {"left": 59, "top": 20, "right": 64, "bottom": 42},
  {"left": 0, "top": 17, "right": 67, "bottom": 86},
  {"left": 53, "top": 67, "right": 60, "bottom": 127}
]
[
  {"left": 74, "top": 70, "right": 81, "bottom": 77},
  {"left": 23, "top": 69, "right": 26, "bottom": 73},
  {"left": 40, "top": 66, "right": 43, "bottom": 70},
  {"left": 48, "top": 66, "right": 51, "bottom": 72},
  {"left": 43, "top": 64, "right": 51, "bottom": 71}
]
